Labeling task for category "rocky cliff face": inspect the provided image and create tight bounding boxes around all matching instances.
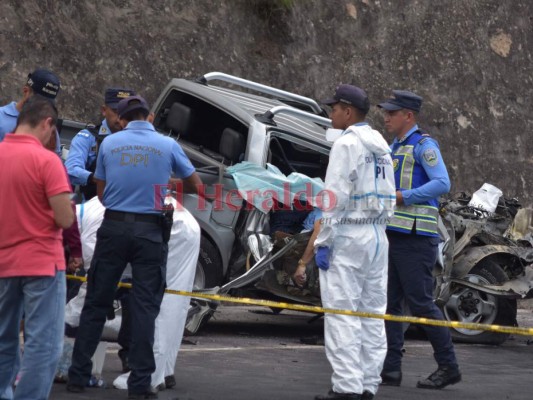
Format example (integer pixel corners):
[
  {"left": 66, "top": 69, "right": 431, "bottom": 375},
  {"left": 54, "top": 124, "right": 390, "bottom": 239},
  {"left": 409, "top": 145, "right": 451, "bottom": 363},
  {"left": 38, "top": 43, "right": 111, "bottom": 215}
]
[{"left": 1, "top": 0, "right": 532, "bottom": 205}]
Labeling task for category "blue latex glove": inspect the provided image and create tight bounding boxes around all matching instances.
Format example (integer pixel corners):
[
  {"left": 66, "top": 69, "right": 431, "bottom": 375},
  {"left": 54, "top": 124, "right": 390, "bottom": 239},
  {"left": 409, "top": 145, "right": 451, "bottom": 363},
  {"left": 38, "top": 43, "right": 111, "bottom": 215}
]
[{"left": 315, "top": 247, "right": 330, "bottom": 271}]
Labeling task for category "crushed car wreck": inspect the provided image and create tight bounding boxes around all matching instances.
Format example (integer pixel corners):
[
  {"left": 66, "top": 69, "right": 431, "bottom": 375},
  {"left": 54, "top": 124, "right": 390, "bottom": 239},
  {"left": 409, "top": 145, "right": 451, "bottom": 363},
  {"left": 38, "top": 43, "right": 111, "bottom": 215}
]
[
  {"left": 435, "top": 192, "right": 533, "bottom": 344},
  {"left": 57, "top": 72, "right": 532, "bottom": 346},
  {"left": 187, "top": 184, "right": 533, "bottom": 347}
]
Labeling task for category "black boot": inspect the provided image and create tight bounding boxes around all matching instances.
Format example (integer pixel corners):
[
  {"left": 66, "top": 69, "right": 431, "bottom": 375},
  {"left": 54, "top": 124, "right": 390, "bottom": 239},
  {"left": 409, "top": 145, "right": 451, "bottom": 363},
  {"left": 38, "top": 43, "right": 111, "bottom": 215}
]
[
  {"left": 417, "top": 365, "right": 462, "bottom": 389},
  {"left": 118, "top": 349, "right": 130, "bottom": 373},
  {"left": 127, "top": 389, "right": 158, "bottom": 399},
  {"left": 164, "top": 375, "right": 176, "bottom": 388},
  {"left": 361, "top": 390, "right": 374, "bottom": 400},
  {"left": 380, "top": 370, "right": 402, "bottom": 386},
  {"left": 315, "top": 389, "right": 362, "bottom": 400}
]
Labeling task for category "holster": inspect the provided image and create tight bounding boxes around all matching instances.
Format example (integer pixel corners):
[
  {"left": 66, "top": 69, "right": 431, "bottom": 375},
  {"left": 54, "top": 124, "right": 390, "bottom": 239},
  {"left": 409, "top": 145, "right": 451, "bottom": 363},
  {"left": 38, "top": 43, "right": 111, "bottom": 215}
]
[{"left": 160, "top": 203, "right": 174, "bottom": 243}]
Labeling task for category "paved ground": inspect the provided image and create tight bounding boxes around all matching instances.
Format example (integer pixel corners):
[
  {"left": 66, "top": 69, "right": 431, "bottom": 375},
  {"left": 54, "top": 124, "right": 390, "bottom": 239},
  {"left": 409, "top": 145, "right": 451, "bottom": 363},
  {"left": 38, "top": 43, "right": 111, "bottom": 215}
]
[{"left": 49, "top": 305, "right": 533, "bottom": 400}]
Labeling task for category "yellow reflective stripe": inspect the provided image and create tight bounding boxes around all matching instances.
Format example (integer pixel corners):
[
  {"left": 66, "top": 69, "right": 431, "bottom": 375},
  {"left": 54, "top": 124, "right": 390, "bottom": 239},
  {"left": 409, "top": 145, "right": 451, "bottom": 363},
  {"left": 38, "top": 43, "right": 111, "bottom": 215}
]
[
  {"left": 397, "top": 145, "right": 414, "bottom": 189},
  {"left": 415, "top": 219, "right": 437, "bottom": 225},
  {"left": 416, "top": 227, "right": 439, "bottom": 233},
  {"left": 390, "top": 203, "right": 439, "bottom": 234},
  {"left": 388, "top": 223, "right": 413, "bottom": 229},
  {"left": 396, "top": 146, "right": 415, "bottom": 189},
  {"left": 388, "top": 220, "right": 437, "bottom": 234},
  {"left": 395, "top": 205, "right": 438, "bottom": 217},
  {"left": 397, "top": 205, "right": 438, "bottom": 212},
  {"left": 388, "top": 216, "right": 415, "bottom": 230},
  {"left": 415, "top": 220, "right": 439, "bottom": 232},
  {"left": 399, "top": 159, "right": 412, "bottom": 189},
  {"left": 394, "top": 145, "right": 414, "bottom": 156},
  {"left": 396, "top": 212, "right": 438, "bottom": 220},
  {"left": 391, "top": 214, "right": 414, "bottom": 221}
]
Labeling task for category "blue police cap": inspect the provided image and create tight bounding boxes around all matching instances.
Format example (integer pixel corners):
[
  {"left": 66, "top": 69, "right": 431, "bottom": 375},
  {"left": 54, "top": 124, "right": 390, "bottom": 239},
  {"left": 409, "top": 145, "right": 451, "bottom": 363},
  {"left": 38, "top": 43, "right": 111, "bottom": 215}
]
[
  {"left": 105, "top": 87, "right": 136, "bottom": 109},
  {"left": 321, "top": 84, "right": 370, "bottom": 114},
  {"left": 27, "top": 69, "right": 60, "bottom": 99},
  {"left": 117, "top": 95, "right": 150, "bottom": 119},
  {"left": 378, "top": 90, "right": 423, "bottom": 112}
]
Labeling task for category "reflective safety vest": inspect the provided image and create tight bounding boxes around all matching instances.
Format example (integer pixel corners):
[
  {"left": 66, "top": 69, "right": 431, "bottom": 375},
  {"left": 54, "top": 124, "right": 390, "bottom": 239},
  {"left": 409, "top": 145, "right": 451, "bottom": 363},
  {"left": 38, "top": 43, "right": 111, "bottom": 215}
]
[{"left": 387, "top": 131, "right": 439, "bottom": 237}]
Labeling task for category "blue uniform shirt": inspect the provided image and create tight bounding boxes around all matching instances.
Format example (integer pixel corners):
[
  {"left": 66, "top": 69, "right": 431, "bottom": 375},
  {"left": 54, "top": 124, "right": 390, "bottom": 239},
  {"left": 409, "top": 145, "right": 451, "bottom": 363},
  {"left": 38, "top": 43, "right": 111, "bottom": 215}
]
[
  {"left": 65, "top": 120, "right": 112, "bottom": 185},
  {"left": 95, "top": 120, "right": 195, "bottom": 214},
  {"left": 390, "top": 124, "right": 450, "bottom": 205},
  {"left": 0, "top": 102, "right": 18, "bottom": 142},
  {"left": 0, "top": 101, "right": 62, "bottom": 156},
  {"left": 302, "top": 208, "right": 322, "bottom": 231}
]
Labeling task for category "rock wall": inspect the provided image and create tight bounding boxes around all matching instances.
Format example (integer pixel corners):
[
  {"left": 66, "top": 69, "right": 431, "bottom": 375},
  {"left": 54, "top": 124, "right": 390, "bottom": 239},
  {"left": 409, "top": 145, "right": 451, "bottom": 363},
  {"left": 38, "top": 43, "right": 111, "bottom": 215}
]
[{"left": 1, "top": 0, "right": 532, "bottom": 205}]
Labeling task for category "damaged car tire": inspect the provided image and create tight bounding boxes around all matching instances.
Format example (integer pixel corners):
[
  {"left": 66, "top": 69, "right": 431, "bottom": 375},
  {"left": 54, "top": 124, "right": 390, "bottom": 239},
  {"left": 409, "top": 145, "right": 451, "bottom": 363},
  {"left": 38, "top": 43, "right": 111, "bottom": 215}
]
[
  {"left": 442, "top": 259, "right": 517, "bottom": 345},
  {"left": 186, "top": 236, "right": 223, "bottom": 336},
  {"left": 194, "top": 235, "right": 223, "bottom": 290}
]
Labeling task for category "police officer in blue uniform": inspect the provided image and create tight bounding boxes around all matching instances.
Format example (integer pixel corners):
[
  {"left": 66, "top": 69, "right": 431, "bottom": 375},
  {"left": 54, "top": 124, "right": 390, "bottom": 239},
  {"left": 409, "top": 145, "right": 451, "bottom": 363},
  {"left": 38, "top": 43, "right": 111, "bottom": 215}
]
[
  {"left": 0, "top": 68, "right": 62, "bottom": 156},
  {"left": 65, "top": 87, "right": 136, "bottom": 372},
  {"left": 378, "top": 91, "right": 462, "bottom": 390},
  {"left": 65, "top": 87, "right": 135, "bottom": 200},
  {"left": 67, "top": 95, "right": 201, "bottom": 399}
]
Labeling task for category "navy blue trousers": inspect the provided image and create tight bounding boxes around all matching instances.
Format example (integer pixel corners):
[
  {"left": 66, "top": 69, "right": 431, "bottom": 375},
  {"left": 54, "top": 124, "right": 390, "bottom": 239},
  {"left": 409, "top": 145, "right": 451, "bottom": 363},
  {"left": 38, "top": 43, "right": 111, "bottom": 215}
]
[
  {"left": 116, "top": 283, "right": 131, "bottom": 360},
  {"left": 68, "top": 219, "right": 166, "bottom": 394},
  {"left": 383, "top": 231, "right": 457, "bottom": 372}
]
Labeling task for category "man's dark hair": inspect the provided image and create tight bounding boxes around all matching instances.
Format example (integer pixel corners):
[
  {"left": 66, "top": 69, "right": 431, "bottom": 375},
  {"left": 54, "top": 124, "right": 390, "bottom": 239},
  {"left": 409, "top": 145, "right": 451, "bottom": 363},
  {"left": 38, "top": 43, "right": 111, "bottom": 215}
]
[
  {"left": 338, "top": 102, "right": 367, "bottom": 119},
  {"left": 16, "top": 95, "right": 58, "bottom": 129},
  {"left": 400, "top": 108, "right": 419, "bottom": 118}
]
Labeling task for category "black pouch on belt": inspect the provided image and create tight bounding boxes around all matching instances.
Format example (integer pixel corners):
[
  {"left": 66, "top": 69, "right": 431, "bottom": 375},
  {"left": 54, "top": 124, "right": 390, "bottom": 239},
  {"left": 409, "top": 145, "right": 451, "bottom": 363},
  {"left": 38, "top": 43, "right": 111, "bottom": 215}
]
[{"left": 160, "top": 203, "right": 174, "bottom": 243}]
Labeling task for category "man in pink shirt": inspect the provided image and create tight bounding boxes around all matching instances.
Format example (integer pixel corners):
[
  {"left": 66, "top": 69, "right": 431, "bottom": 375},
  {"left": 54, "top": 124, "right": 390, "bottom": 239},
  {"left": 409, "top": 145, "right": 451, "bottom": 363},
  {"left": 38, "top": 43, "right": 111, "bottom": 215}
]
[{"left": 0, "top": 96, "right": 74, "bottom": 399}]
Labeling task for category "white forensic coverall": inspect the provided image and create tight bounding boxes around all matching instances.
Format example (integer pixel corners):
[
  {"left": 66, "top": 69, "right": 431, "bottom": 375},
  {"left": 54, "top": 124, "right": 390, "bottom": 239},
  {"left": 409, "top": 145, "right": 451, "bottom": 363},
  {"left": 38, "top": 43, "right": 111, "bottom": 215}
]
[
  {"left": 71, "top": 197, "right": 200, "bottom": 390},
  {"left": 113, "top": 197, "right": 200, "bottom": 389},
  {"left": 315, "top": 123, "right": 396, "bottom": 395},
  {"left": 149, "top": 199, "right": 200, "bottom": 388},
  {"left": 113, "top": 200, "right": 201, "bottom": 389}
]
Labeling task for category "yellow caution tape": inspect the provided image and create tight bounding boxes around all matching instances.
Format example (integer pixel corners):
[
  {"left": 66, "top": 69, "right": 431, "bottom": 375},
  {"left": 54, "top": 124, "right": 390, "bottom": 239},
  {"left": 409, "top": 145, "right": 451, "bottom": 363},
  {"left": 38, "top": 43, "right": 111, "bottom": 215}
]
[{"left": 66, "top": 274, "right": 533, "bottom": 337}]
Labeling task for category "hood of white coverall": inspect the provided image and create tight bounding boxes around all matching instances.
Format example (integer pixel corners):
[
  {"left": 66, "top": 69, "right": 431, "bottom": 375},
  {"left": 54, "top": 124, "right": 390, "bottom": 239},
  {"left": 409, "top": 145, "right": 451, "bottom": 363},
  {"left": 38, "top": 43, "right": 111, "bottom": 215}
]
[
  {"left": 344, "top": 124, "right": 391, "bottom": 156},
  {"left": 314, "top": 123, "right": 396, "bottom": 248}
]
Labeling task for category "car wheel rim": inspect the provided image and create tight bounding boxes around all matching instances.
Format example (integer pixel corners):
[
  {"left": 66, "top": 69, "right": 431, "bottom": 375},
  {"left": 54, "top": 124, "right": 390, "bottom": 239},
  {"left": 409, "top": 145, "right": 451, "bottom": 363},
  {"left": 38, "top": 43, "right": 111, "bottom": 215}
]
[{"left": 443, "top": 273, "right": 498, "bottom": 335}]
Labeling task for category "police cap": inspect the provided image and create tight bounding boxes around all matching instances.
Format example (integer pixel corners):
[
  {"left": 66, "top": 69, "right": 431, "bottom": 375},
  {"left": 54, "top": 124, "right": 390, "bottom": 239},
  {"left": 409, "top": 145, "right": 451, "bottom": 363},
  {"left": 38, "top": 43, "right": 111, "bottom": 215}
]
[
  {"left": 378, "top": 90, "right": 423, "bottom": 112},
  {"left": 321, "top": 84, "right": 370, "bottom": 114},
  {"left": 117, "top": 95, "right": 150, "bottom": 119},
  {"left": 27, "top": 69, "right": 60, "bottom": 99},
  {"left": 105, "top": 87, "right": 136, "bottom": 109}
]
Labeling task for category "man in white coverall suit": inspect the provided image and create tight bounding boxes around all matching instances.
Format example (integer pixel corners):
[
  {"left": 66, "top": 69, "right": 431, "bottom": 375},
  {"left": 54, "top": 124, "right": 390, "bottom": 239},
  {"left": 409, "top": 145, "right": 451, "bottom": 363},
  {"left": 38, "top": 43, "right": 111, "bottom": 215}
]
[
  {"left": 76, "top": 196, "right": 200, "bottom": 392},
  {"left": 314, "top": 85, "right": 396, "bottom": 400}
]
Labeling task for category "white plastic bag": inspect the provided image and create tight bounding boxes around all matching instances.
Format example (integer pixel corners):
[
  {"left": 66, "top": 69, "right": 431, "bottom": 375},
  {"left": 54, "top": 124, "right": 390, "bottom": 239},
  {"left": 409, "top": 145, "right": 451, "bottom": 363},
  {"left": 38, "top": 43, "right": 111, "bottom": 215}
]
[
  {"left": 468, "top": 183, "right": 502, "bottom": 213},
  {"left": 91, "top": 342, "right": 108, "bottom": 376}
]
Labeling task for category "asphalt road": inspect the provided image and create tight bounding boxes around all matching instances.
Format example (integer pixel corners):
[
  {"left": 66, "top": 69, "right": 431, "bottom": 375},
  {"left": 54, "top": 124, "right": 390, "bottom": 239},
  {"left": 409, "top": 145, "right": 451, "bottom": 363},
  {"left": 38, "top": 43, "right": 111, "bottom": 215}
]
[{"left": 49, "top": 305, "right": 533, "bottom": 400}]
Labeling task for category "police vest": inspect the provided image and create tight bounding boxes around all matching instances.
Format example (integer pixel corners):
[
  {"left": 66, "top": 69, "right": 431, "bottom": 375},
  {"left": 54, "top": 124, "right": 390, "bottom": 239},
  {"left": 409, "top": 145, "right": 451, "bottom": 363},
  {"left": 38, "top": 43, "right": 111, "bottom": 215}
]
[{"left": 387, "top": 131, "right": 439, "bottom": 237}]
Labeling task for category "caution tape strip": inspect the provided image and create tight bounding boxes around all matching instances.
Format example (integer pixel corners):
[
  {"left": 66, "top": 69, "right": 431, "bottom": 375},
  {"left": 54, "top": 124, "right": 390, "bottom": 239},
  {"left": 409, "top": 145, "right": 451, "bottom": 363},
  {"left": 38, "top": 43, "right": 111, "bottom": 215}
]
[{"left": 66, "top": 274, "right": 533, "bottom": 337}]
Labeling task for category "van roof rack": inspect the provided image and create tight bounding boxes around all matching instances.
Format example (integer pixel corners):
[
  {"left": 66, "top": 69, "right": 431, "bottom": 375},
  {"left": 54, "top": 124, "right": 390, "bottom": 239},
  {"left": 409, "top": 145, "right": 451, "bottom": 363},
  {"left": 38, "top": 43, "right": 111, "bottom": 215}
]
[
  {"left": 255, "top": 106, "right": 332, "bottom": 128},
  {"left": 196, "top": 72, "right": 323, "bottom": 115}
]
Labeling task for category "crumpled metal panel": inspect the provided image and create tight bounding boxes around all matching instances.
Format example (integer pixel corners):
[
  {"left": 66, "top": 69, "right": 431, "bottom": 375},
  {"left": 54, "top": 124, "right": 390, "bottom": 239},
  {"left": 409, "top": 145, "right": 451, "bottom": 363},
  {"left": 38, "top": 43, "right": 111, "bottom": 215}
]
[
  {"left": 438, "top": 194, "right": 533, "bottom": 301},
  {"left": 450, "top": 266, "right": 533, "bottom": 299}
]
